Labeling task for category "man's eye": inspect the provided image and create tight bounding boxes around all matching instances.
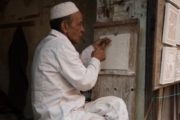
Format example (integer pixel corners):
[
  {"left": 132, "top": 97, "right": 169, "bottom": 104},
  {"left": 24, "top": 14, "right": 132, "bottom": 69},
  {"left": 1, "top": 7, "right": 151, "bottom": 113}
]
[{"left": 80, "top": 22, "right": 84, "bottom": 25}]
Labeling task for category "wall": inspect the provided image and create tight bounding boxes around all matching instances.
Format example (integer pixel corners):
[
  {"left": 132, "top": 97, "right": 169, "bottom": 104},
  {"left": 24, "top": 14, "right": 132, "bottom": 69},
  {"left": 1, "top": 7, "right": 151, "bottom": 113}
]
[{"left": 133, "top": 1, "right": 146, "bottom": 119}]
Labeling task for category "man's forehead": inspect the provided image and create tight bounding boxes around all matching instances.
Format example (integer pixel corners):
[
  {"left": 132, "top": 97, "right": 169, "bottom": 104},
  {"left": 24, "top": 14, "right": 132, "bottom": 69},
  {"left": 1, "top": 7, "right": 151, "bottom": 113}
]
[{"left": 70, "top": 12, "right": 83, "bottom": 21}]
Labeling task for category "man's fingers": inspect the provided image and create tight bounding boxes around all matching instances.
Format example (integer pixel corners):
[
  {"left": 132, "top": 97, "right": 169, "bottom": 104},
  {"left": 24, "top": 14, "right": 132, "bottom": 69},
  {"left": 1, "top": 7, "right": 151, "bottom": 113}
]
[
  {"left": 96, "top": 39, "right": 106, "bottom": 45},
  {"left": 101, "top": 43, "right": 106, "bottom": 50},
  {"left": 100, "top": 37, "right": 111, "bottom": 49},
  {"left": 93, "top": 37, "right": 111, "bottom": 49}
]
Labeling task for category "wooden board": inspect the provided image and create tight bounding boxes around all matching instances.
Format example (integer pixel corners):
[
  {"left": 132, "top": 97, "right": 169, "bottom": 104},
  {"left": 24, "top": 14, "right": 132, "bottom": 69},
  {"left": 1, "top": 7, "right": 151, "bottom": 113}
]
[
  {"left": 160, "top": 84, "right": 180, "bottom": 120},
  {"left": 177, "top": 10, "right": 180, "bottom": 45},
  {"left": 162, "top": 3, "right": 179, "bottom": 46},
  {"left": 91, "top": 75, "right": 135, "bottom": 120},
  {"left": 167, "top": 0, "right": 180, "bottom": 8},
  {"left": 176, "top": 50, "right": 180, "bottom": 81},
  {"left": 92, "top": 19, "right": 139, "bottom": 120},
  {"left": 93, "top": 19, "right": 139, "bottom": 76},
  {"left": 160, "top": 47, "right": 177, "bottom": 84},
  {"left": 0, "top": 21, "right": 35, "bottom": 29},
  {"left": 153, "top": 0, "right": 180, "bottom": 90},
  {"left": 146, "top": 0, "right": 180, "bottom": 119},
  {"left": 161, "top": 86, "right": 175, "bottom": 120},
  {"left": 100, "top": 34, "right": 130, "bottom": 70}
]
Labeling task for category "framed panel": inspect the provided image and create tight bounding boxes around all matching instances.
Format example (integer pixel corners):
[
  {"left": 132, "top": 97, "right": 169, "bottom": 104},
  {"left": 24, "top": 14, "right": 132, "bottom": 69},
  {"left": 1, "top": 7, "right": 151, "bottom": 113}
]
[
  {"left": 153, "top": 0, "right": 180, "bottom": 90},
  {"left": 93, "top": 19, "right": 139, "bottom": 75},
  {"left": 162, "top": 3, "right": 179, "bottom": 46},
  {"left": 167, "top": 0, "right": 180, "bottom": 8},
  {"left": 160, "top": 47, "right": 177, "bottom": 84},
  {"left": 100, "top": 34, "right": 130, "bottom": 70},
  {"left": 177, "top": 10, "right": 180, "bottom": 45},
  {"left": 176, "top": 50, "right": 180, "bottom": 81}
]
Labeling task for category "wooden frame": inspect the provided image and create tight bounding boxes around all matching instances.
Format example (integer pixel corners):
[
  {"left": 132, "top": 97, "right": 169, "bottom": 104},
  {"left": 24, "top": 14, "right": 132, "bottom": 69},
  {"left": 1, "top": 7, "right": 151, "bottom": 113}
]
[
  {"left": 0, "top": 21, "right": 35, "bottom": 29},
  {"left": 162, "top": 3, "right": 179, "bottom": 46},
  {"left": 167, "top": 0, "right": 180, "bottom": 8},
  {"left": 175, "top": 50, "right": 180, "bottom": 81},
  {"left": 146, "top": 1, "right": 180, "bottom": 120},
  {"left": 160, "top": 47, "right": 177, "bottom": 84},
  {"left": 94, "top": 19, "right": 139, "bottom": 76},
  {"left": 99, "top": 34, "right": 130, "bottom": 70},
  {"left": 177, "top": 10, "right": 180, "bottom": 45},
  {"left": 153, "top": 0, "right": 180, "bottom": 90}
]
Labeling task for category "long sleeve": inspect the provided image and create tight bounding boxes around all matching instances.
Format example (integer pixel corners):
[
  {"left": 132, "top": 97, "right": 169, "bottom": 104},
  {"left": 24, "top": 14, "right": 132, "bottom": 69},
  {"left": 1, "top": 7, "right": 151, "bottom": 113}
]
[
  {"left": 80, "top": 45, "right": 95, "bottom": 67},
  {"left": 55, "top": 42, "right": 100, "bottom": 91}
]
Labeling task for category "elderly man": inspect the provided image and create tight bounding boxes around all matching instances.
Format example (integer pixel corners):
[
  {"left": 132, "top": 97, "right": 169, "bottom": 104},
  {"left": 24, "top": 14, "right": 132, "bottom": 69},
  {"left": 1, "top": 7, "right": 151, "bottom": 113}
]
[{"left": 31, "top": 1, "right": 128, "bottom": 120}]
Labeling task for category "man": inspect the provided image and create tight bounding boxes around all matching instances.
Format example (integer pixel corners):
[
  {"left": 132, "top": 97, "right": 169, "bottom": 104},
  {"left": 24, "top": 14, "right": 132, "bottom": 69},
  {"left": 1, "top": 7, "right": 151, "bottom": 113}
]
[{"left": 31, "top": 1, "right": 128, "bottom": 120}]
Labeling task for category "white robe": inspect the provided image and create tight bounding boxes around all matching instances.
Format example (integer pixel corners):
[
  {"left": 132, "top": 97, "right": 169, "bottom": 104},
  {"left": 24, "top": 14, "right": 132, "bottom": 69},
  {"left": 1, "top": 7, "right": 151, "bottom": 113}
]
[{"left": 31, "top": 29, "right": 128, "bottom": 120}]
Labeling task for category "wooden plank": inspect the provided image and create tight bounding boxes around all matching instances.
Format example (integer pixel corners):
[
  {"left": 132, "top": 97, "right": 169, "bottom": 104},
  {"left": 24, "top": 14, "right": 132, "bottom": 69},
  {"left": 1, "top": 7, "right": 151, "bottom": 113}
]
[
  {"left": 177, "top": 84, "right": 180, "bottom": 119},
  {"left": 152, "top": 89, "right": 163, "bottom": 120},
  {"left": 94, "top": 19, "right": 139, "bottom": 28},
  {"left": 174, "top": 85, "right": 177, "bottom": 120},
  {"left": 152, "top": 0, "right": 165, "bottom": 90},
  {"left": 91, "top": 75, "right": 135, "bottom": 120},
  {"left": 0, "top": 21, "right": 35, "bottom": 29},
  {"left": 161, "top": 86, "right": 175, "bottom": 120}
]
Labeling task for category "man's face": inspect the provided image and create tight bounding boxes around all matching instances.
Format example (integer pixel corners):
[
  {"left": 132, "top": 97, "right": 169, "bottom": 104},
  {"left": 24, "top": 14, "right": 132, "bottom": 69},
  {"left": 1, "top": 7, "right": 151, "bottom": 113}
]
[{"left": 66, "top": 11, "right": 85, "bottom": 44}]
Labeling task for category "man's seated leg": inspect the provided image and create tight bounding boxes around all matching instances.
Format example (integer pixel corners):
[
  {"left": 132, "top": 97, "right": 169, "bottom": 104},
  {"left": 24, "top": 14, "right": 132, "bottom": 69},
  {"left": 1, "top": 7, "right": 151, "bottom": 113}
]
[
  {"left": 68, "top": 110, "right": 105, "bottom": 120},
  {"left": 84, "top": 96, "right": 129, "bottom": 120}
]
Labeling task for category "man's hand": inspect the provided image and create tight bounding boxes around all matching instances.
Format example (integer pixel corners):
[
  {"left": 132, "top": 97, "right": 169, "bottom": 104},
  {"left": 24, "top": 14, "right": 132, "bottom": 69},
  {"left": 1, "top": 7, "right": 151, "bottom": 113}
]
[
  {"left": 92, "top": 48, "right": 106, "bottom": 62},
  {"left": 92, "top": 37, "right": 111, "bottom": 50},
  {"left": 92, "top": 37, "right": 111, "bottom": 62}
]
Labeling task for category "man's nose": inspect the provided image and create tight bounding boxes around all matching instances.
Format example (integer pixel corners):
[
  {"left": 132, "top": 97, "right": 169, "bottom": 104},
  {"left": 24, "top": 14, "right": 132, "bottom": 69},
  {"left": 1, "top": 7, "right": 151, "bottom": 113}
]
[{"left": 81, "top": 26, "right": 85, "bottom": 32}]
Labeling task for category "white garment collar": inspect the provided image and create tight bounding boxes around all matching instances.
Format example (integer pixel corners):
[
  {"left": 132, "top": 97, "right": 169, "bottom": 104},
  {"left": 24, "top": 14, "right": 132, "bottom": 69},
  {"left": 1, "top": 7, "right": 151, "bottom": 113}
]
[{"left": 49, "top": 29, "right": 72, "bottom": 44}]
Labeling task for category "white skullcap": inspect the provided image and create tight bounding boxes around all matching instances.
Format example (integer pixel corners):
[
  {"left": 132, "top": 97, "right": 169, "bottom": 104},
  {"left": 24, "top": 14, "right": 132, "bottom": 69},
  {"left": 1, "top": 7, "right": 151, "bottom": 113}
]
[{"left": 50, "top": 1, "right": 79, "bottom": 20}]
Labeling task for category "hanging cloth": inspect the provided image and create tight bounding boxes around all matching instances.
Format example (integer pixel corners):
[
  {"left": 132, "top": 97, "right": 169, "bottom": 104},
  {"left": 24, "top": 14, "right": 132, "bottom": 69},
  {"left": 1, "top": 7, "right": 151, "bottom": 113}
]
[{"left": 8, "top": 25, "right": 28, "bottom": 108}]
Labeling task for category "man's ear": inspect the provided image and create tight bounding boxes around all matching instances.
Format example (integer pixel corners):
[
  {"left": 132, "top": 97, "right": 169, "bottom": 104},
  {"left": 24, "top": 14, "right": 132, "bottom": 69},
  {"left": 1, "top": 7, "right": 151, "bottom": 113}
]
[{"left": 61, "top": 21, "right": 68, "bottom": 34}]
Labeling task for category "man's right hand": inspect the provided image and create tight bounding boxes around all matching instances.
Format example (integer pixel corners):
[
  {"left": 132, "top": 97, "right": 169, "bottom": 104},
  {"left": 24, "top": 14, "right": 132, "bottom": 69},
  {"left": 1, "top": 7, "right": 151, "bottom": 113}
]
[
  {"left": 92, "top": 48, "right": 106, "bottom": 62},
  {"left": 91, "top": 37, "right": 111, "bottom": 62},
  {"left": 92, "top": 38, "right": 111, "bottom": 50}
]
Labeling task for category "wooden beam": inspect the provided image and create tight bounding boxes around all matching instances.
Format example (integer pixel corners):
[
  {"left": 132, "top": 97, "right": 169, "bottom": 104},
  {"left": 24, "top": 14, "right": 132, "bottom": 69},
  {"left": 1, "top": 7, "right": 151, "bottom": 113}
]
[{"left": 0, "top": 21, "right": 35, "bottom": 29}]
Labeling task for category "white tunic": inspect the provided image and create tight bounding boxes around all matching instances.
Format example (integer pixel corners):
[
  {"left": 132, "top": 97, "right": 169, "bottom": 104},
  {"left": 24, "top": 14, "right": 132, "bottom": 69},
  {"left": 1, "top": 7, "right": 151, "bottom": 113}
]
[
  {"left": 31, "top": 29, "right": 100, "bottom": 119},
  {"left": 31, "top": 29, "right": 129, "bottom": 120}
]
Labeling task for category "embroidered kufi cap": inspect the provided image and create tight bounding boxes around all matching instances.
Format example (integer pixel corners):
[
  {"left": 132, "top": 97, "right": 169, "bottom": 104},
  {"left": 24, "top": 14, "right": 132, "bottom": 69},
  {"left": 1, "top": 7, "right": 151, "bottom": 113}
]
[{"left": 50, "top": 1, "right": 79, "bottom": 20}]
